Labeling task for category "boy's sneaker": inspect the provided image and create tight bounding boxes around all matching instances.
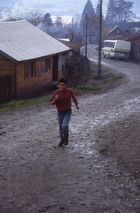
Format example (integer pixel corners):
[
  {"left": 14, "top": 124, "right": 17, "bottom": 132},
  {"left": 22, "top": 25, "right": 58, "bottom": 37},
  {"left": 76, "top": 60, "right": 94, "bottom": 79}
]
[{"left": 64, "top": 139, "right": 68, "bottom": 145}]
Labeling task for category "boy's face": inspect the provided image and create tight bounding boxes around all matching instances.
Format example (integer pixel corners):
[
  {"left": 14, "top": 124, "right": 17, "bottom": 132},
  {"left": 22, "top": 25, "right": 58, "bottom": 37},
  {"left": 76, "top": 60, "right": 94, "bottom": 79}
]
[{"left": 58, "top": 82, "right": 67, "bottom": 91}]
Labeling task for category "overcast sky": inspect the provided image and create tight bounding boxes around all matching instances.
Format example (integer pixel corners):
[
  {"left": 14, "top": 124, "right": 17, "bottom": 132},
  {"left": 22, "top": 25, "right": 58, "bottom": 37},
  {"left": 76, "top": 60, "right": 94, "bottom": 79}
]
[{"left": 0, "top": 0, "right": 139, "bottom": 17}]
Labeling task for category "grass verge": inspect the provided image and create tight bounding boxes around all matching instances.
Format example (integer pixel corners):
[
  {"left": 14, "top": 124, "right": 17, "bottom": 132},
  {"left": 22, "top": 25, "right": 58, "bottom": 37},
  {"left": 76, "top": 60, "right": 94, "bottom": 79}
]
[
  {"left": 0, "top": 83, "right": 102, "bottom": 112},
  {"left": 102, "top": 73, "right": 121, "bottom": 82},
  {"left": 0, "top": 95, "right": 51, "bottom": 112},
  {"left": 73, "top": 83, "right": 102, "bottom": 95}
]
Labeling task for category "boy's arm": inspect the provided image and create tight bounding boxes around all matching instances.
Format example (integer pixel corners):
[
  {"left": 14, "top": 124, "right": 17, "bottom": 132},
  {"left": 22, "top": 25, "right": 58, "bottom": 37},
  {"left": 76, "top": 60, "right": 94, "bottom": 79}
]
[
  {"left": 71, "top": 90, "right": 79, "bottom": 110},
  {"left": 49, "top": 92, "right": 58, "bottom": 105}
]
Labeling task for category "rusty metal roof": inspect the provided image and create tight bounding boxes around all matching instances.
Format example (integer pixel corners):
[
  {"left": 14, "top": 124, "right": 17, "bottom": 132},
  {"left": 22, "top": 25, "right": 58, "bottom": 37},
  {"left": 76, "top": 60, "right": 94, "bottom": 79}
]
[
  {"left": 58, "top": 39, "right": 83, "bottom": 50},
  {"left": 0, "top": 20, "right": 70, "bottom": 62}
]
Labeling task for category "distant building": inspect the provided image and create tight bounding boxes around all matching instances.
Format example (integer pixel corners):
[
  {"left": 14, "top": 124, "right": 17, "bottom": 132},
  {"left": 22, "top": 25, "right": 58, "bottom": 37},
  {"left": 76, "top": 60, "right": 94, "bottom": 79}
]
[
  {"left": 105, "top": 25, "right": 140, "bottom": 61},
  {"left": 58, "top": 39, "right": 89, "bottom": 85},
  {"left": 106, "top": 25, "right": 130, "bottom": 40},
  {"left": 119, "top": 22, "right": 140, "bottom": 35}
]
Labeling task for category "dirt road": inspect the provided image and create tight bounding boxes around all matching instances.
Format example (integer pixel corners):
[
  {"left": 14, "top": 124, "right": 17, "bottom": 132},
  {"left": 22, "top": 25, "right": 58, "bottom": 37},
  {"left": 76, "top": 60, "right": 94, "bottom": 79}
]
[{"left": 0, "top": 49, "right": 140, "bottom": 212}]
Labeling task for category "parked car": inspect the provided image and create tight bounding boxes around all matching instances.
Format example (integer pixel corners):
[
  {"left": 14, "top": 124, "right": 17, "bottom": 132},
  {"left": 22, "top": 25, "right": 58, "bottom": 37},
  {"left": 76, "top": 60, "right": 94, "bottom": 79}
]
[{"left": 102, "top": 40, "right": 131, "bottom": 59}]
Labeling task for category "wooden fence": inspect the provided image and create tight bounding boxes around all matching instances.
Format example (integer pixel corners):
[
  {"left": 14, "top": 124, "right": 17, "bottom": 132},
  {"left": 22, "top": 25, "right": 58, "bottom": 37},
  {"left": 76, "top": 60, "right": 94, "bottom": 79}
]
[{"left": 0, "top": 75, "right": 16, "bottom": 103}]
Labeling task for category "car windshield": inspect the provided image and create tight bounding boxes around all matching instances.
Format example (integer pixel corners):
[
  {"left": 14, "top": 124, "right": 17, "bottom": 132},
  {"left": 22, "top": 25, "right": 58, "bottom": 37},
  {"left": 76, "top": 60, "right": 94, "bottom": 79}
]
[{"left": 104, "top": 41, "right": 115, "bottom": 48}]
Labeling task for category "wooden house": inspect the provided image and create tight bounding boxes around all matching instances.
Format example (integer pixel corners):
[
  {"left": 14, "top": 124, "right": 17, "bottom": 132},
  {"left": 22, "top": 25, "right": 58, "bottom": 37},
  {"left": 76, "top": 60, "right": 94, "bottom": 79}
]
[
  {"left": 106, "top": 25, "right": 130, "bottom": 40},
  {"left": 0, "top": 20, "right": 70, "bottom": 102}
]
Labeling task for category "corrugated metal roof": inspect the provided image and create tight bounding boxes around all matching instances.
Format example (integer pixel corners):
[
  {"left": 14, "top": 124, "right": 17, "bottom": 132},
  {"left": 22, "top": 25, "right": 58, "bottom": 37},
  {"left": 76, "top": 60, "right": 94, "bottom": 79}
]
[
  {"left": 0, "top": 20, "right": 70, "bottom": 62},
  {"left": 58, "top": 40, "right": 83, "bottom": 50}
]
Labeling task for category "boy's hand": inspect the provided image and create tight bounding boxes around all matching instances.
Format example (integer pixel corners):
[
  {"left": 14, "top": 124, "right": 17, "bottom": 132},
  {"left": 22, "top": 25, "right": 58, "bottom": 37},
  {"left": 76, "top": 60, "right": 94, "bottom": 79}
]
[
  {"left": 55, "top": 95, "right": 59, "bottom": 100},
  {"left": 76, "top": 105, "right": 79, "bottom": 110}
]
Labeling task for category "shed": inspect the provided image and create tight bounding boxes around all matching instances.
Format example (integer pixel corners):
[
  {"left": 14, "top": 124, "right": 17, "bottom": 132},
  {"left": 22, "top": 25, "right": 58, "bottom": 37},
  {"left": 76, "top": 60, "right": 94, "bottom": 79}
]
[{"left": 0, "top": 20, "right": 70, "bottom": 102}]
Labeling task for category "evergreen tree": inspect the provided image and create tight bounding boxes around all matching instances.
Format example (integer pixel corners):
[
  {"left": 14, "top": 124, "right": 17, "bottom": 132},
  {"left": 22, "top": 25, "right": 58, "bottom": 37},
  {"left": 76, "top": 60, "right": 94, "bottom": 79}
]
[
  {"left": 105, "top": 0, "right": 135, "bottom": 28},
  {"left": 105, "top": 0, "right": 117, "bottom": 28},
  {"left": 41, "top": 13, "right": 53, "bottom": 33},
  {"left": 80, "top": 0, "right": 95, "bottom": 31},
  {"left": 55, "top": 16, "right": 63, "bottom": 29},
  {"left": 116, "top": 0, "right": 135, "bottom": 22},
  {"left": 43, "top": 13, "right": 53, "bottom": 27},
  {"left": 96, "top": 1, "right": 100, "bottom": 17}
]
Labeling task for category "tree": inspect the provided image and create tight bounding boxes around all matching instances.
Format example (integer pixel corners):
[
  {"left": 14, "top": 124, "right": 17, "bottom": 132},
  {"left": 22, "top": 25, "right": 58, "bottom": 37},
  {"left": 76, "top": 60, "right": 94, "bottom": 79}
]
[
  {"left": 105, "top": 0, "right": 118, "bottom": 27},
  {"left": 26, "top": 11, "right": 42, "bottom": 26},
  {"left": 43, "top": 13, "right": 53, "bottom": 27},
  {"left": 116, "top": 0, "right": 135, "bottom": 22},
  {"left": 38, "top": 13, "right": 53, "bottom": 33},
  {"left": 105, "top": 0, "right": 135, "bottom": 28},
  {"left": 55, "top": 16, "right": 63, "bottom": 29},
  {"left": 80, "top": 0, "right": 95, "bottom": 31},
  {"left": 96, "top": 1, "right": 100, "bottom": 17}
]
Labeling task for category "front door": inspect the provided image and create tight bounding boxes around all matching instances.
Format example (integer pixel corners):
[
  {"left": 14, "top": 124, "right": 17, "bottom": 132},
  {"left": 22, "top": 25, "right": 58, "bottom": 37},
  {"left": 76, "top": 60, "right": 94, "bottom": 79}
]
[{"left": 0, "top": 74, "right": 16, "bottom": 102}]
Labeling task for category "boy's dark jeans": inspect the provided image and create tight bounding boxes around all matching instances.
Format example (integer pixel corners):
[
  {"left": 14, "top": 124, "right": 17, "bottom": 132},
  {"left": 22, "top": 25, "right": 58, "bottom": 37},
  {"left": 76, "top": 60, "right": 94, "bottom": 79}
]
[{"left": 58, "top": 108, "right": 72, "bottom": 140}]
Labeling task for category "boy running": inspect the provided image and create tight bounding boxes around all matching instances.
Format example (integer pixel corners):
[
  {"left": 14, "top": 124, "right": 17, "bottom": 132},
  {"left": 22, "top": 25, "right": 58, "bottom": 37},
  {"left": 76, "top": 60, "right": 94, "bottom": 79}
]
[{"left": 49, "top": 78, "right": 79, "bottom": 146}]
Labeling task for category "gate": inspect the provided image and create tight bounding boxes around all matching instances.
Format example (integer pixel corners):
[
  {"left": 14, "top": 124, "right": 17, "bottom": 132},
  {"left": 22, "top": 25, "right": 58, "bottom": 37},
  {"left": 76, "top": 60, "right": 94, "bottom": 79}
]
[{"left": 0, "top": 75, "right": 16, "bottom": 102}]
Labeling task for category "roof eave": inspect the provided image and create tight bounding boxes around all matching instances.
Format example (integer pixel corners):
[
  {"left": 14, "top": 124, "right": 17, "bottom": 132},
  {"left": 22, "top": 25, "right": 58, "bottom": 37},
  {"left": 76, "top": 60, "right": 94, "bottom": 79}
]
[
  {"left": 0, "top": 49, "right": 70, "bottom": 63},
  {"left": 0, "top": 50, "right": 18, "bottom": 63}
]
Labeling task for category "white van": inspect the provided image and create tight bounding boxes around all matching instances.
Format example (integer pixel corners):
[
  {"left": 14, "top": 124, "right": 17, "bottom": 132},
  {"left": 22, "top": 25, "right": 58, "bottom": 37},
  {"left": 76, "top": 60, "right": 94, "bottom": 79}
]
[{"left": 102, "top": 40, "right": 131, "bottom": 59}]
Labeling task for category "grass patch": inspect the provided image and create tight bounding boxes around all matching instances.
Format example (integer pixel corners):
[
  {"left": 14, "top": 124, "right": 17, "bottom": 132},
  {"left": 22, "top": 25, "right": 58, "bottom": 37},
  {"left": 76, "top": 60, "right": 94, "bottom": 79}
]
[
  {"left": 102, "top": 73, "right": 114, "bottom": 78},
  {"left": 73, "top": 83, "right": 102, "bottom": 95},
  {"left": 0, "top": 95, "right": 51, "bottom": 112},
  {"left": 90, "top": 62, "right": 98, "bottom": 69},
  {"left": 73, "top": 88, "right": 82, "bottom": 95},
  {"left": 111, "top": 76, "right": 121, "bottom": 82},
  {"left": 102, "top": 73, "right": 121, "bottom": 82}
]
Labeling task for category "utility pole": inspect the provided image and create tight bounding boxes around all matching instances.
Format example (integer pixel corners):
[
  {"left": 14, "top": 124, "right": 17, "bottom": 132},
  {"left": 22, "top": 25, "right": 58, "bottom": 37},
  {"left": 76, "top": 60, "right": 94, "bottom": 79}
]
[
  {"left": 71, "top": 17, "right": 74, "bottom": 41},
  {"left": 97, "top": 0, "right": 102, "bottom": 78},
  {"left": 85, "top": 13, "right": 88, "bottom": 58}
]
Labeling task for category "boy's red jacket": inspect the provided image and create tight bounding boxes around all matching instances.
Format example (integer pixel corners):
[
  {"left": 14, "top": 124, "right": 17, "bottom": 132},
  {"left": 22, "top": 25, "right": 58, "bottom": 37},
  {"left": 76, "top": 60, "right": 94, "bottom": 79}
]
[{"left": 49, "top": 88, "right": 78, "bottom": 112}]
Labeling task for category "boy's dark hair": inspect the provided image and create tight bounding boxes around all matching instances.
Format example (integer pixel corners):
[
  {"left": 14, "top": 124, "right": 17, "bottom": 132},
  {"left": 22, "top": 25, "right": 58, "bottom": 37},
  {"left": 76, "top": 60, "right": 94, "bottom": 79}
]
[{"left": 58, "top": 78, "right": 67, "bottom": 85}]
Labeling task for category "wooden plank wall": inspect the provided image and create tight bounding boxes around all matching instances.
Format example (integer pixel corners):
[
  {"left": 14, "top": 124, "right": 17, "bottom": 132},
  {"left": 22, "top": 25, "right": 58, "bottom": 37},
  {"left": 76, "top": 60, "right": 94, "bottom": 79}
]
[
  {"left": 0, "top": 56, "right": 61, "bottom": 99},
  {"left": 0, "top": 60, "right": 16, "bottom": 77},
  {"left": 16, "top": 58, "right": 53, "bottom": 97}
]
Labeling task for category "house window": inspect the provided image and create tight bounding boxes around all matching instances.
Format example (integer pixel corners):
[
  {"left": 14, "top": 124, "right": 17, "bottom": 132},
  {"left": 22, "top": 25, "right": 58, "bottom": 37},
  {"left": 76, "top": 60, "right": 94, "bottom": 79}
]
[
  {"left": 45, "top": 58, "right": 51, "bottom": 72},
  {"left": 25, "top": 62, "right": 33, "bottom": 78},
  {"left": 36, "top": 60, "right": 46, "bottom": 76},
  {"left": 58, "top": 54, "right": 65, "bottom": 71}
]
